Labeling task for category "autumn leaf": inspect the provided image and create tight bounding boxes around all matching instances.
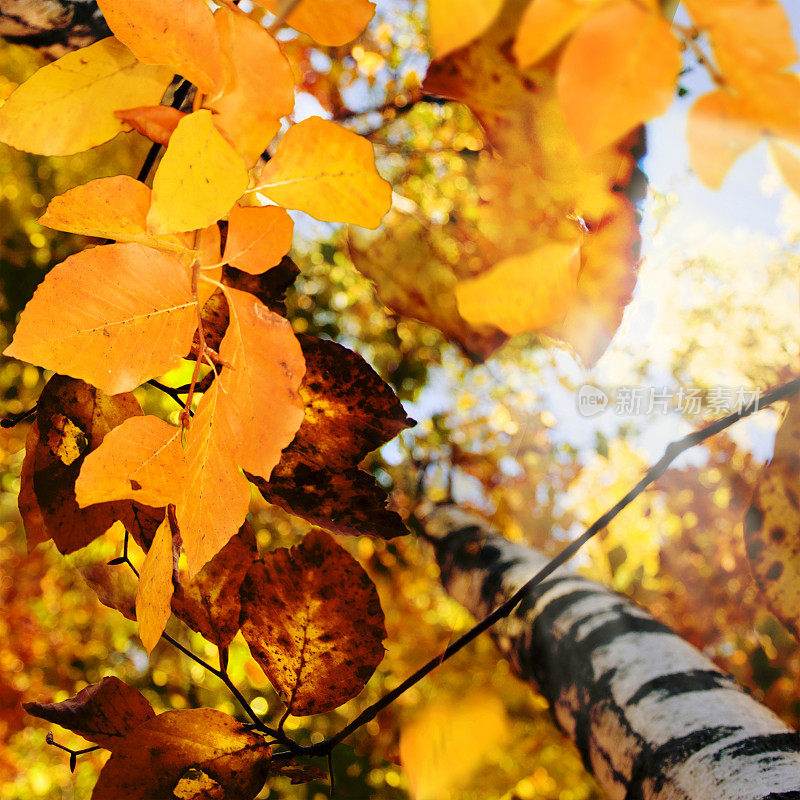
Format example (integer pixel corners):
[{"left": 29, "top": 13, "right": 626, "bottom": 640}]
[
  {"left": 745, "top": 397, "right": 800, "bottom": 640},
  {"left": 255, "top": 116, "right": 392, "bottom": 229},
  {"left": 253, "top": 334, "right": 413, "bottom": 539},
  {"left": 24, "top": 677, "right": 155, "bottom": 750},
  {"left": 91, "top": 709, "right": 270, "bottom": 800},
  {"left": 18, "top": 422, "right": 49, "bottom": 552},
  {"left": 147, "top": 110, "right": 249, "bottom": 235},
  {"left": 769, "top": 140, "right": 800, "bottom": 198},
  {"left": 400, "top": 691, "right": 508, "bottom": 800},
  {"left": 96, "top": 0, "right": 225, "bottom": 95},
  {"left": 223, "top": 205, "right": 294, "bottom": 275},
  {"left": 38, "top": 176, "right": 191, "bottom": 253},
  {"left": 218, "top": 286, "right": 305, "bottom": 480},
  {"left": 0, "top": 37, "right": 173, "bottom": 156},
  {"left": 210, "top": 7, "right": 295, "bottom": 165},
  {"left": 514, "top": 0, "right": 610, "bottom": 67},
  {"left": 5, "top": 243, "right": 197, "bottom": 395},
  {"left": 455, "top": 240, "right": 582, "bottom": 334},
  {"left": 428, "top": 0, "right": 503, "bottom": 58},
  {"left": 239, "top": 529, "right": 386, "bottom": 715},
  {"left": 255, "top": 0, "right": 376, "bottom": 46},
  {"left": 177, "top": 380, "right": 251, "bottom": 577},
  {"left": 75, "top": 416, "right": 186, "bottom": 510},
  {"left": 114, "top": 106, "right": 185, "bottom": 147},
  {"left": 136, "top": 515, "right": 176, "bottom": 654},
  {"left": 20, "top": 376, "right": 160, "bottom": 554}
]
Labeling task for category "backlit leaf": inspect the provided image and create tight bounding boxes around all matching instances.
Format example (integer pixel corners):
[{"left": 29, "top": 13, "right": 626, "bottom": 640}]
[
  {"left": 75, "top": 416, "right": 186, "bottom": 510},
  {"left": 96, "top": 0, "right": 225, "bottom": 95},
  {"left": 148, "top": 110, "right": 249, "bottom": 235},
  {"left": 745, "top": 397, "right": 800, "bottom": 640},
  {"left": 400, "top": 692, "right": 508, "bottom": 800},
  {"left": 5, "top": 243, "right": 197, "bottom": 395},
  {"left": 253, "top": 335, "right": 412, "bottom": 539},
  {"left": 687, "top": 90, "right": 761, "bottom": 189},
  {"left": 255, "top": 116, "right": 392, "bottom": 229},
  {"left": 514, "top": 0, "right": 609, "bottom": 67},
  {"left": 428, "top": 0, "right": 503, "bottom": 58},
  {"left": 115, "top": 106, "right": 185, "bottom": 147},
  {"left": 769, "top": 140, "right": 800, "bottom": 198},
  {"left": 18, "top": 422, "right": 49, "bottom": 552},
  {"left": 210, "top": 7, "right": 295, "bottom": 165},
  {"left": 218, "top": 287, "right": 305, "bottom": 480},
  {"left": 136, "top": 515, "right": 175, "bottom": 654},
  {"left": 91, "top": 709, "right": 270, "bottom": 800},
  {"left": 22, "top": 376, "right": 160, "bottom": 554},
  {"left": 557, "top": 1, "right": 681, "bottom": 153},
  {"left": 223, "top": 205, "right": 294, "bottom": 275},
  {"left": 239, "top": 529, "right": 386, "bottom": 715},
  {"left": 177, "top": 380, "right": 251, "bottom": 577},
  {"left": 456, "top": 240, "right": 581, "bottom": 334},
  {"left": 38, "top": 176, "right": 191, "bottom": 253},
  {"left": 0, "top": 37, "right": 173, "bottom": 156},
  {"left": 24, "top": 677, "right": 155, "bottom": 750},
  {"left": 255, "top": 0, "right": 376, "bottom": 46}
]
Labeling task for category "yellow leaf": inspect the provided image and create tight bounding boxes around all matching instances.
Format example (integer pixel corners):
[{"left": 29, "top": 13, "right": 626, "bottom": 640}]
[
  {"left": 75, "top": 416, "right": 186, "bottom": 510},
  {"left": 222, "top": 205, "right": 294, "bottom": 274},
  {"left": 514, "top": 0, "right": 610, "bottom": 67},
  {"left": 136, "top": 515, "right": 175, "bottom": 654},
  {"left": 115, "top": 105, "right": 185, "bottom": 147},
  {"left": 147, "top": 110, "right": 249, "bottom": 235},
  {"left": 210, "top": 7, "right": 295, "bottom": 166},
  {"left": 0, "top": 37, "right": 173, "bottom": 156},
  {"left": 428, "top": 0, "right": 503, "bottom": 59},
  {"left": 456, "top": 240, "right": 581, "bottom": 334},
  {"left": 4, "top": 244, "right": 197, "bottom": 395},
  {"left": 770, "top": 140, "right": 800, "bottom": 198},
  {"left": 177, "top": 380, "right": 251, "bottom": 577},
  {"left": 39, "top": 176, "right": 192, "bottom": 253},
  {"left": 557, "top": 1, "right": 681, "bottom": 153},
  {"left": 255, "top": 116, "right": 392, "bottom": 229},
  {"left": 219, "top": 287, "right": 305, "bottom": 480},
  {"left": 400, "top": 692, "right": 508, "bottom": 800},
  {"left": 255, "top": 0, "right": 376, "bottom": 46},
  {"left": 96, "top": 0, "right": 225, "bottom": 95}
]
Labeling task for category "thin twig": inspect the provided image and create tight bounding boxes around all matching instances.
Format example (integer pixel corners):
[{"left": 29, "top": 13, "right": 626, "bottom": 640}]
[
  {"left": 673, "top": 22, "right": 725, "bottom": 87},
  {"left": 147, "top": 380, "right": 189, "bottom": 410},
  {"left": 1, "top": 404, "right": 37, "bottom": 428}
]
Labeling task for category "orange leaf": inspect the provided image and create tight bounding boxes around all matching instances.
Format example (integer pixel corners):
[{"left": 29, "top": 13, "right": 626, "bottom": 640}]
[
  {"left": 91, "top": 709, "right": 270, "bottom": 800},
  {"left": 557, "top": 1, "right": 681, "bottom": 153},
  {"left": 38, "top": 176, "right": 191, "bottom": 253},
  {"left": 455, "top": 240, "right": 582, "bottom": 334},
  {"left": 239, "top": 529, "right": 386, "bottom": 715},
  {"left": 219, "top": 287, "right": 305, "bottom": 480},
  {"left": 96, "top": 0, "right": 225, "bottom": 95},
  {"left": 5, "top": 243, "right": 197, "bottom": 395},
  {"left": 256, "top": 0, "right": 375, "bottom": 46},
  {"left": 136, "top": 515, "right": 176, "bottom": 654},
  {"left": 769, "top": 140, "right": 800, "bottom": 198},
  {"left": 24, "top": 677, "right": 155, "bottom": 751},
  {"left": 223, "top": 205, "right": 294, "bottom": 274},
  {"left": 147, "top": 110, "right": 250, "bottom": 235},
  {"left": 75, "top": 416, "right": 186, "bottom": 510},
  {"left": 428, "top": 0, "right": 503, "bottom": 59},
  {"left": 210, "top": 7, "right": 295, "bottom": 165},
  {"left": 176, "top": 380, "right": 251, "bottom": 577},
  {"left": 18, "top": 422, "right": 49, "bottom": 553},
  {"left": 0, "top": 37, "right": 173, "bottom": 156},
  {"left": 514, "top": 0, "right": 610, "bottom": 67},
  {"left": 115, "top": 106, "right": 185, "bottom": 147},
  {"left": 255, "top": 116, "right": 392, "bottom": 229},
  {"left": 687, "top": 90, "right": 761, "bottom": 189}
]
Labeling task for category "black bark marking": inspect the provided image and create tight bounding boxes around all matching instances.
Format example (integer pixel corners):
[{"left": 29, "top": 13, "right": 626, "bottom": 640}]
[{"left": 627, "top": 669, "right": 735, "bottom": 706}]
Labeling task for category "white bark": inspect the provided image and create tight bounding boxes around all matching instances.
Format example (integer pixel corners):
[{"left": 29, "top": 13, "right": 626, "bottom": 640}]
[{"left": 425, "top": 506, "right": 800, "bottom": 800}]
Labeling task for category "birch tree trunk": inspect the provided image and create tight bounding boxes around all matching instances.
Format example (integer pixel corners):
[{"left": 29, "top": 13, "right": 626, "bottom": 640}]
[{"left": 424, "top": 505, "right": 800, "bottom": 800}]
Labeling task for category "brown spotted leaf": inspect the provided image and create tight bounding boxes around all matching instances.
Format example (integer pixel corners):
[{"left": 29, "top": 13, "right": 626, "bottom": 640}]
[
  {"left": 24, "top": 677, "right": 155, "bottom": 750},
  {"left": 252, "top": 335, "right": 413, "bottom": 539},
  {"left": 239, "top": 529, "right": 386, "bottom": 716},
  {"left": 91, "top": 709, "right": 270, "bottom": 800},
  {"left": 745, "top": 397, "right": 800, "bottom": 639},
  {"left": 25, "top": 375, "right": 160, "bottom": 554}
]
